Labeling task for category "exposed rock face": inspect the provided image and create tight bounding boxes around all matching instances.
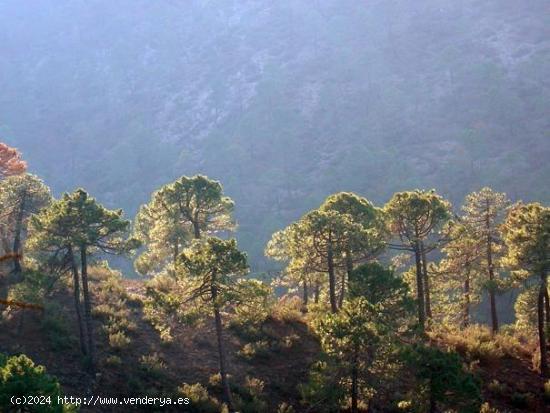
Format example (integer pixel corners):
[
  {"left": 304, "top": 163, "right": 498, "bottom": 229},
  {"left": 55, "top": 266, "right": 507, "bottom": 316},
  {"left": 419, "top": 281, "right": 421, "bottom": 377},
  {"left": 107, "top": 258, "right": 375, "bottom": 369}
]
[{"left": 1, "top": 0, "right": 549, "bottom": 268}]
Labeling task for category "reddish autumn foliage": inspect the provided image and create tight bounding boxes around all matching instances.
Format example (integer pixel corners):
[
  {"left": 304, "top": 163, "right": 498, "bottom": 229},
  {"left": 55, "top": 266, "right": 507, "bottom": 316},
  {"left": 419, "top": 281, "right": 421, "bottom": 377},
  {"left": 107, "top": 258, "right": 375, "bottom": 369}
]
[{"left": 0, "top": 143, "right": 27, "bottom": 178}]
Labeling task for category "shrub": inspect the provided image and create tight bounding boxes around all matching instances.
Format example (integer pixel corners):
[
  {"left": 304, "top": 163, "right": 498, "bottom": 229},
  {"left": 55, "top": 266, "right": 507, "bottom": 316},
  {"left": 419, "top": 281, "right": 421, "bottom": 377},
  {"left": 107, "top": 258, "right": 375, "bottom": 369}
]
[
  {"left": 277, "top": 402, "right": 295, "bottom": 413},
  {"left": 232, "top": 280, "right": 273, "bottom": 327},
  {"left": 271, "top": 295, "right": 303, "bottom": 322},
  {"left": 108, "top": 331, "right": 131, "bottom": 350},
  {"left": 487, "top": 379, "right": 507, "bottom": 395},
  {"left": 179, "top": 383, "right": 222, "bottom": 413},
  {"left": 432, "top": 324, "right": 528, "bottom": 364},
  {"left": 279, "top": 334, "right": 300, "bottom": 349},
  {"left": 238, "top": 341, "right": 270, "bottom": 360},
  {"left": 0, "top": 353, "right": 77, "bottom": 412},
  {"left": 234, "top": 376, "right": 268, "bottom": 413},
  {"left": 228, "top": 321, "right": 262, "bottom": 342},
  {"left": 104, "top": 355, "right": 122, "bottom": 367},
  {"left": 139, "top": 353, "right": 166, "bottom": 377},
  {"left": 479, "top": 402, "right": 500, "bottom": 413}
]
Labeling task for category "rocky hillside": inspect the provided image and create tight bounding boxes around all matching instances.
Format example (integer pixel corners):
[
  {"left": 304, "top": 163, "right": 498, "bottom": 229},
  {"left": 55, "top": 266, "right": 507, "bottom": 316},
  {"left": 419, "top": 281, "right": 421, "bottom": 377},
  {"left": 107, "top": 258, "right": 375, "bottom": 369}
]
[{"left": 1, "top": 0, "right": 549, "bottom": 269}]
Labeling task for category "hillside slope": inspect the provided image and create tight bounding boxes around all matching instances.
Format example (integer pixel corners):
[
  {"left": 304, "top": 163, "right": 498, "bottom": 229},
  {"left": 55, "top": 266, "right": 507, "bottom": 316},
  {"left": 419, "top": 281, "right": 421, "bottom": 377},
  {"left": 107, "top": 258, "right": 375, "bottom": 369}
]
[{"left": 1, "top": 273, "right": 547, "bottom": 412}]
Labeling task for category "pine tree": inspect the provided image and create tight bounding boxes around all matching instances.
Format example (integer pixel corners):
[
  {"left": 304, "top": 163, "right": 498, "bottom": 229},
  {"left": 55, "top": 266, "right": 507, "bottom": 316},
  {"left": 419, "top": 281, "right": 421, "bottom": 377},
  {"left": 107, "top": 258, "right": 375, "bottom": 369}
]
[
  {"left": 502, "top": 202, "right": 550, "bottom": 377},
  {"left": 462, "top": 187, "right": 509, "bottom": 333},
  {"left": 175, "top": 237, "right": 249, "bottom": 411},
  {"left": 319, "top": 192, "right": 386, "bottom": 306},
  {"left": 133, "top": 175, "right": 234, "bottom": 275},
  {"left": 403, "top": 345, "right": 481, "bottom": 413},
  {"left": 384, "top": 190, "right": 451, "bottom": 329},
  {"left": 0, "top": 174, "right": 51, "bottom": 276},
  {"left": 28, "top": 189, "right": 137, "bottom": 368},
  {"left": 313, "top": 263, "right": 412, "bottom": 412},
  {"left": 435, "top": 221, "right": 483, "bottom": 326}
]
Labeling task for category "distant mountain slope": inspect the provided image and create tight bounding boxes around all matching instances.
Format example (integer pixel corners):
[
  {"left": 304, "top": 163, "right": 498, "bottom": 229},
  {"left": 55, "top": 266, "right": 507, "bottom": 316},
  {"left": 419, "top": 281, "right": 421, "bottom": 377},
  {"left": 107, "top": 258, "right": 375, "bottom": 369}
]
[{"left": 1, "top": 0, "right": 549, "bottom": 269}]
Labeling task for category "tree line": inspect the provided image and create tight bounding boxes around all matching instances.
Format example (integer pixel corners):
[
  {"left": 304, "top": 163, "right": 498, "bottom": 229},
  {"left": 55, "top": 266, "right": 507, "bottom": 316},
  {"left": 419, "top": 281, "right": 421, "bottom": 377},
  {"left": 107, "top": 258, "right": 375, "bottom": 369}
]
[{"left": 1, "top": 142, "right": 548, "bottom": 412}]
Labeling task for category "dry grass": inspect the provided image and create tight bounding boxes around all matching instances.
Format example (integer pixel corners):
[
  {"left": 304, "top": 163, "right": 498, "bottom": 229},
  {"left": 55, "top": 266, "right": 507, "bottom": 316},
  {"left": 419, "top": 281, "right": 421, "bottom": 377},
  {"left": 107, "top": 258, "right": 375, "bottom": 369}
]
[{"left": 430, "top": 324, "right": 532, "bottom": 364}]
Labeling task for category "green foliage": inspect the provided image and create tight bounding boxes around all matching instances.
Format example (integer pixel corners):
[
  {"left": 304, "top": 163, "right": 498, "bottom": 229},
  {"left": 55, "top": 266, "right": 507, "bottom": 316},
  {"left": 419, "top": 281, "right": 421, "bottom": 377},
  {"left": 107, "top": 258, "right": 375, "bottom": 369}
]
[
  {"left": 0, "top": 353, "right": 77, "bottom": 412},
  {"left": 384, "top": 190, "right": 451, "bottom": 245},
  {"left": 133, "top": 175, "right": 234, "bottom": 275},
  {"left": 434, "top": 221, "right": 484, "bottom": 326},
  {"left": 0, "top": 174, "right": 52, "bottom": 244},
  {"left": 402, "top": 345, "right": 481, "bottom": 412},
  {"left": 166, "top": 237, "right": 250, "bottom": 324},
  {"left": 298, "top": 360, "right": 346, "bottom": 413},
  {"left": 29, "top": 189, "right": 134, "bottom": 256},
  {"left": 6, "top": 269, "right": 57, "bottom": 307},
  {"left": 513, "top": 284, "right": 540, "bottom": 336},
  {"left": 349, "top": 262, "right": 413, "bottom": 314},
  {"left": 461, "top": 188, "right": 510, "bottom": 291},
  {"left": 503, "top": 202, "right": 549, "bottom": 278},
  {"left": 231, "top": 279, "right": 273, "bottom": 326}
]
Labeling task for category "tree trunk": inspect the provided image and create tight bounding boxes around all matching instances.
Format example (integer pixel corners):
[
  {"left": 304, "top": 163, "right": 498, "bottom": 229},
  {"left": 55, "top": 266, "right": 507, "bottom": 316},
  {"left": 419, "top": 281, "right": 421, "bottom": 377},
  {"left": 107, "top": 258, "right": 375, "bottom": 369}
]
[
  {"left": 69, "top": 246, "right": 87, "bottom": 356},
  {"left": 12, "top": 195, "right": 26, "bottom": 276},
  {"left": 80, "top": 245, "right": 95, "bottom": 371},
  {"left": 414, "top": 242, "right": 426, "bottom": 330},
  {"left": 211, "top": 285, "right": 234, "bottom": 411},
  {"left": 327, "top": 235, "right": 338, "bottom": 313},
  {"left": 314, "top": 281, "right": 320, "bottom": 304},
  {"left": 420, "top": 242, "right": 432, "bottom": 319},
  {"left": 544, "top": 288, "right": 550, "bottom": 325},
  {"left": 351, "top": 346, "right": 359, "bottom": 413},
  {"left": 486, "top": 210, "right": 499, "bottom": 333},
  {"left": 339, "top": 248, "right": 353, "bottom": 307},
  {"left": 463, "top": 270, "right": 471, "bottom": 328},
  {"left": 173, "top": 242, "right": 179, "bottom": 265},
  {"left": 302, "top": 279, "right": 308, "bottom": 311},
  {"left": 538, "top": 272, "right": 548, "bottom": 378},
  {"left": 192, "top": 219, "right": 201, "bottom": 239},
  {"left": 338, "top": 271, "right": 346, "bottom": 308}
]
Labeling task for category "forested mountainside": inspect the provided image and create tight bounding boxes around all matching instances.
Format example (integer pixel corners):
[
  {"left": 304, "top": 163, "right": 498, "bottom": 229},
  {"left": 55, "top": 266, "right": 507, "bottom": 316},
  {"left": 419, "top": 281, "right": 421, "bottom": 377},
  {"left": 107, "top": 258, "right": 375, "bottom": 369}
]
[{"left": 2, "top": 0, "right": 549, "bottom": 269}]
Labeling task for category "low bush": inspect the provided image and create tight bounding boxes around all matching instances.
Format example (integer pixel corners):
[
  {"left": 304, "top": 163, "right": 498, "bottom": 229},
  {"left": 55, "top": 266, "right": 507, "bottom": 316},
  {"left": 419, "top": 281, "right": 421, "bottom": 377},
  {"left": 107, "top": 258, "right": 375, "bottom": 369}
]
[
  {"left": 238, "top": 341, "right": 270, "bottom": 360},
  {"left": 487, "top": 379, "right": 507, "bottom": 395},
  {"left": 108, "top": 331, "right": 131, "bottom": 351},
  {"left": 179, "top": 382, "right": 224, "bottom": 413},
  {"left": 431, "top": 324, "right": 528, "bottom": 364},
  {"left": 104, "top": 355, "right": 122, "bottom": 367},
  {"left": 139, "top": 353, "right": 167, "bottom": 377},
  {"left": 271, "top": 295, "right": 303, "bottom": 323}
]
